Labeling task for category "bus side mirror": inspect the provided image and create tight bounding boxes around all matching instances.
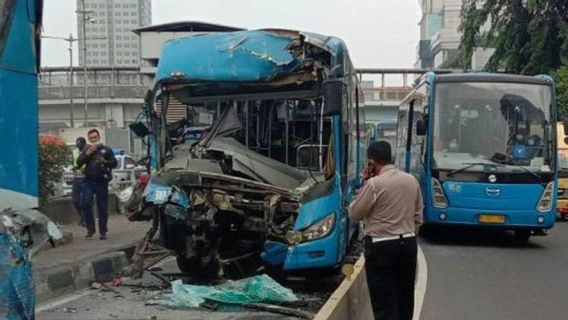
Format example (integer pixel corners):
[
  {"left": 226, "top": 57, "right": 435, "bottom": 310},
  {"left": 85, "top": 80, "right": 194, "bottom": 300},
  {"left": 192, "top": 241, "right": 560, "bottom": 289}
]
[
  {"left": 416, "top": 117, "right": 428, "bottom": 136},
  {"left": 130, "top": 122, "right": 150, "bottom": 138},
  {"left": 323, "top": 79, "right": 344, "bottom": 115}
]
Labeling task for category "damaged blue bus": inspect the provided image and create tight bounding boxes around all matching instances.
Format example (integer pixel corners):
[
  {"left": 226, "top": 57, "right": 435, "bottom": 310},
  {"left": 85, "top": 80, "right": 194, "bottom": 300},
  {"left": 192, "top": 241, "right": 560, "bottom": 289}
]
[
  {"left": 129, "top": 29, "right": 364, "bottom": 278},
  {"left": 1, "top": 0, "right": 44, "bottom": 319}
]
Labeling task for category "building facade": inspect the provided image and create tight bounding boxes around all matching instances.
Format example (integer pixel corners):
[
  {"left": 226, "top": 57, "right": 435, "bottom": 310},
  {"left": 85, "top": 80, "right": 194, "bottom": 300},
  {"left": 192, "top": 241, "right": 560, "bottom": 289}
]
[
  {"left": 77, "top": 0, "right": 151, "bottom": 67},
  {"left": 416, "top": 0, "right": 463, "bottom": 68}
]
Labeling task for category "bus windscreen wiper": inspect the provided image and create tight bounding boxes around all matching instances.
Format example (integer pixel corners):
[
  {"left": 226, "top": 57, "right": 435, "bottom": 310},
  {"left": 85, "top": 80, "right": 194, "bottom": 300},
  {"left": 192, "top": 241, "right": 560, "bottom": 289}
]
[
  {"left": 447, "top": 162, "right": 504, "bottom": 177},
  {"left": 493, "top": 160, "right": 542, "bottom": 179},
  {"left": 491, "top": 154, "right": 541, "bottom": 179}
]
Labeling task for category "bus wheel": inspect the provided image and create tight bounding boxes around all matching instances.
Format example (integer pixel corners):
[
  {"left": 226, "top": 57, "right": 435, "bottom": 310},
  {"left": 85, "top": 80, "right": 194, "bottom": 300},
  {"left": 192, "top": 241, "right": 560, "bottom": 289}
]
[
  {"left": 176, "top": 254, "right": 220, "bottom": 279},
  {"left": 514, "top": 230, "right": 531, "bottom": 242}
]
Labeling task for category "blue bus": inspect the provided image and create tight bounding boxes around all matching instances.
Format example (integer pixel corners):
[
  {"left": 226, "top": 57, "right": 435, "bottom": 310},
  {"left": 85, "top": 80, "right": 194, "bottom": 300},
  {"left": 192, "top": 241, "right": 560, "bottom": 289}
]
[
  {"left": 396, "top": 73, "right": 558, "bottom": 241},
  {"left": 0, "top": 0, "right": 43, "bottom": 212},
  {"left": 130, "top": 29, "right": 364, "bottom": 277}
]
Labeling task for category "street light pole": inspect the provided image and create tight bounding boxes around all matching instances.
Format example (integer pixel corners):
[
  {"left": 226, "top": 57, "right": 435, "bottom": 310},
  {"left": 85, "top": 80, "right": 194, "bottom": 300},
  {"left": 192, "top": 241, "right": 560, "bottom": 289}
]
[
  {"left": 77, "top": 0, "right": 94, "bottom": 127},
  {"left": 68, "top": 33, "right": 75, "bottom": 128},
  {"left": 41, "top": 34, "right": 78, "bottom": 128}
]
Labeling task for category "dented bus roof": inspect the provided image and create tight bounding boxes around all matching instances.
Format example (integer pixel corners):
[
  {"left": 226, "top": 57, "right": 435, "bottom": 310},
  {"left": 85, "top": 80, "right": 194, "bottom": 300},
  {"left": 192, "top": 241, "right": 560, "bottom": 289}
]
[{"left": 154, "top": 29, "right": 345, "bottom": 85}]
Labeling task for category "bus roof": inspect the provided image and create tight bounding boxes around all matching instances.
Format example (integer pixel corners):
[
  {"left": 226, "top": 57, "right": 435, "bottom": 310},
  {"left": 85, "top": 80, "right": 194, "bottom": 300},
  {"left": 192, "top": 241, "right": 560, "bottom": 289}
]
[
  {"left": 155, "top": 29, "right": 347, "bottom": 85},
  {"left": 434, "top": 73, "right": 553, "bottom": 85}
]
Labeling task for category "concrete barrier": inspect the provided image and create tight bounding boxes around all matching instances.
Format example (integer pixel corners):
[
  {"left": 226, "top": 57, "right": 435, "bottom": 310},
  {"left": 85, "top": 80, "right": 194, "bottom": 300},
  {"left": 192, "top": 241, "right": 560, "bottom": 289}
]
[
  {"left": 314, "top": 255, "right": 374, "bottom": 320},
  {"left": 41, "top": 194, "right": 119, "bottom": 224}
]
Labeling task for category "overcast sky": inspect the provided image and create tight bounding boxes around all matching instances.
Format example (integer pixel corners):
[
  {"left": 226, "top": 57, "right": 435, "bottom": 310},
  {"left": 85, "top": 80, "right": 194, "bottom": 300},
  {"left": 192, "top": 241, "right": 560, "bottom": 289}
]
[{"left": 41, "top": 0, "right": 421, "bottom": 69}]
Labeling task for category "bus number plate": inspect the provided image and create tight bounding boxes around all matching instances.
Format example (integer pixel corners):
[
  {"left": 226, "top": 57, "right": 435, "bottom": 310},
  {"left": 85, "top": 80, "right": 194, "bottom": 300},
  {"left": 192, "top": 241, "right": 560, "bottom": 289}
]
[{"left": 479, "top": 214, "right": 505, "bottom": 224}]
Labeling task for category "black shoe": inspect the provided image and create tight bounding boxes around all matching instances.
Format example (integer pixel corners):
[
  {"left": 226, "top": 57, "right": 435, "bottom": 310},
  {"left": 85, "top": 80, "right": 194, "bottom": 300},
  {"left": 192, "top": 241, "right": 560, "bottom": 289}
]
[
  {"left": 85, "top": 230, "right": 95, "bottom": 238},
  {"left": 99, "top": 234, "right": 107, "bottom": 240}
]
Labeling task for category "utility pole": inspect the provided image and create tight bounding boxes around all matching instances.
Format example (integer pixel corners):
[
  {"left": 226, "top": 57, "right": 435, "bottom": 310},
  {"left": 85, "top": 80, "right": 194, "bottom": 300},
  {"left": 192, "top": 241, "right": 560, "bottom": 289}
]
[
  {"left": 76, "top": 0, "right": 94, "bottom": 127},
  {"left": 41, "top": 34, "right": 78, "bottom": 128}
]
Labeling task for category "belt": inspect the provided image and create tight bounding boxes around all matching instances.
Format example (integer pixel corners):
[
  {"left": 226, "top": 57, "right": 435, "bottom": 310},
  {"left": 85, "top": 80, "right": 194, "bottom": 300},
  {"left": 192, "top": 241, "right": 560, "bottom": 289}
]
[{"left": 370, "top": 232, "right": 415, "bottom": 243}]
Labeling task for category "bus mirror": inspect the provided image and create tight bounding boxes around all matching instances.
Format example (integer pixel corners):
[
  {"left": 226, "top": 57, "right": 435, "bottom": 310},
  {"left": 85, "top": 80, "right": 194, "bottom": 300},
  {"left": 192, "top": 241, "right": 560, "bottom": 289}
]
[
  {"left": 323, "top": 79, "right": 344, "bottom": 115},
  {"left": 130, "top": 122, "right": 150, "bottom": 138},
  {"left": 416, "top": 117, "right": 427, "bottom": 136}
]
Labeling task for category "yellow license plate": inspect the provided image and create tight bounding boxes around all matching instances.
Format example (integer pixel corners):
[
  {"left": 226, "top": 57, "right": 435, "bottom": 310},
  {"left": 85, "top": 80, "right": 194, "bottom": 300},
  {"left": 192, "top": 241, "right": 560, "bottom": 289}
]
[{"left": 479, "top": 214, "right": 505, "bottom": 224}]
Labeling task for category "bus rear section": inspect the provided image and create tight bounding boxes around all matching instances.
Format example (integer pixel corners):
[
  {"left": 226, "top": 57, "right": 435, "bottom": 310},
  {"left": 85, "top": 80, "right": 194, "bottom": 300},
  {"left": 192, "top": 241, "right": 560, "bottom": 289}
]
[
  {"left": 557, "top": 122, "right": 568, "bottom": 220},
  {"left": 398, "top": 73, "right": 558, "bottom": 240}
]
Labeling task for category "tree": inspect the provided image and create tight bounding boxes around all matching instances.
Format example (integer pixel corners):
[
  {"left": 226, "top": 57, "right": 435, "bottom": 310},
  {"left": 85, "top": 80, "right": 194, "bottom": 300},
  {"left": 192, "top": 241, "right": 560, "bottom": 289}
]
[
  {"left": 556, "top": 63, "right": 568, "bottom": 118},
  {"left": 38, "top": 135, "right": 68, "bottom": 206},
  {"left": 455, "top": 0, "right": 567, "bottom": 74}
]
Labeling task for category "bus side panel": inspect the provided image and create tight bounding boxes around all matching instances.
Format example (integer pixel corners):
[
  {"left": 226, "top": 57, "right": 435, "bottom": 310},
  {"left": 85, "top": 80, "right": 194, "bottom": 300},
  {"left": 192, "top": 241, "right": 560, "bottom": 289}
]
[
  {"left": 284, "top": 116, "right": 343, "bottom": 270},
  {"left": 0, "top": 71, "right": 38, "bottom": 210},
  {"left": 0, "top": 0, "right": 40, "bottom": 211}
]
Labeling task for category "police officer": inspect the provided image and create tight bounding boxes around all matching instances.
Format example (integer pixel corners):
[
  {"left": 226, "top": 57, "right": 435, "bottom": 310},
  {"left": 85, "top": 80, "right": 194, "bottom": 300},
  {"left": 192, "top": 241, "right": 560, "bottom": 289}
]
[
  {"left": 72, "top": 137, "right": 87, "bottom": 226},
  {"left": 77, "top": 129, "right": 117, "bottom": 239},
  {"left": 348, "top": 141, "right": 423, "bottom": 320}
]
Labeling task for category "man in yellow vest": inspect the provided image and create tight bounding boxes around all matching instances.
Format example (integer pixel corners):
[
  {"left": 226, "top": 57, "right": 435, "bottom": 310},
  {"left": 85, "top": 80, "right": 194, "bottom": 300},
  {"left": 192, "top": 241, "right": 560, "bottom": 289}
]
[{"left": 72, "top": 137, "right": 87, "bottom": 226}]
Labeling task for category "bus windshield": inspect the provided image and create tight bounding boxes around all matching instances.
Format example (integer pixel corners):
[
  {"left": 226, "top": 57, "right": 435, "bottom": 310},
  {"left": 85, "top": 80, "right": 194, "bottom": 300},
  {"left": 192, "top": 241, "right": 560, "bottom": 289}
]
[{"left": 432, "top": 81, "right": 554, "bottom": 174}]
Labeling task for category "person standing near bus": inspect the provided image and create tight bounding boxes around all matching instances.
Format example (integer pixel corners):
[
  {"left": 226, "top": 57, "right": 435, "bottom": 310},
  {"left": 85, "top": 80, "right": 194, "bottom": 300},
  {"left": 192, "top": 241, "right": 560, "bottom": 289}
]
[
  {"left": 348, "top": 141, "right": 424, "bottom": 320},
  {"left": 78, "top": 129, "right": 117, "bottom": 240},
  {"left": 72, "top": 137, "right": 87, "bottom": 226}
]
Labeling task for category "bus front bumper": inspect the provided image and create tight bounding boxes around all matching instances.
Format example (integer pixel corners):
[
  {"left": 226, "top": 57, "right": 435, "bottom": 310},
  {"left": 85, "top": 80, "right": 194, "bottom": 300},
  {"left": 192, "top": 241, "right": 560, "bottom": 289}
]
[{"left": 426, "top": 207, "right": 555, "bottom": 229}]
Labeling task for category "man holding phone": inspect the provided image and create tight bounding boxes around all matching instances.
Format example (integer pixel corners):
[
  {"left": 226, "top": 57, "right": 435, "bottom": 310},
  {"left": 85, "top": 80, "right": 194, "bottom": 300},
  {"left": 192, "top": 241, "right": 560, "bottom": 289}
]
[
  {"left": 349, "top": 141, "right": 423, "bottom": 320},
  {"left": 77, "top": 129, "right": 117, "bottom": 240}
]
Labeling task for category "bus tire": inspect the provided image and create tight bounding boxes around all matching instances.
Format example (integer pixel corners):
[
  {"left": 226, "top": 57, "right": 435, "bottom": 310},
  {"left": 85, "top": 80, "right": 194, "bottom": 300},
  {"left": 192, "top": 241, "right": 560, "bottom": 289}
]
[
  {"left": 514, "top": 230, "right": 531, "bottom": 242},
  {"left": 176, "top": 254, "right": 219, "bottom": 278}
]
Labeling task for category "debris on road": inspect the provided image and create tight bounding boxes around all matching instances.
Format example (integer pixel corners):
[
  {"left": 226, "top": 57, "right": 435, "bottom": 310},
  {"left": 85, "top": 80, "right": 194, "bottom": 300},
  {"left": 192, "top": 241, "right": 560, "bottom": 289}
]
[
  {"left": 243, "top": 303, "right": 314, "bottom": 319},
  {"left": 157, "top": 274, "right": 297, "bottom": 309},
  {"left": 1, "top": 208, "right": 62, "bottom": 320}
]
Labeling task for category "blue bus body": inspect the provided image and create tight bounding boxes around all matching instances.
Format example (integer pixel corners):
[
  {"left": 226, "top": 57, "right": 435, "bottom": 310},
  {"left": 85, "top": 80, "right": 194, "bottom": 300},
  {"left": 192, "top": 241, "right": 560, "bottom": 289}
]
[
  {"left": 396, "top": 72, "right": 557, "bottom": 237},
  {"left": 0, "top": 0, "right": 43, "bottom": 211},
  {"left": 132, "top": 29, "right": 364, "bottom": 276}
]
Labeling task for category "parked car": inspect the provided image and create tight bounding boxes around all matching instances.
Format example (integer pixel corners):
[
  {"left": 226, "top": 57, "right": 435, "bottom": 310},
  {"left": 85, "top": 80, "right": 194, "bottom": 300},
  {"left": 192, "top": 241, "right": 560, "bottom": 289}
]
[{"left": 61, "top": 153, "right": 146, "bottom": 195}]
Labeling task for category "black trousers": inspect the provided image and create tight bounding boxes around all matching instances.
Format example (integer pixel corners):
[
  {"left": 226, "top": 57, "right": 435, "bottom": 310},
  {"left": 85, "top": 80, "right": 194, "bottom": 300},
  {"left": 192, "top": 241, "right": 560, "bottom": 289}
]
[{"left": 364, "top": 236, "right": 417, "bottom": 320}]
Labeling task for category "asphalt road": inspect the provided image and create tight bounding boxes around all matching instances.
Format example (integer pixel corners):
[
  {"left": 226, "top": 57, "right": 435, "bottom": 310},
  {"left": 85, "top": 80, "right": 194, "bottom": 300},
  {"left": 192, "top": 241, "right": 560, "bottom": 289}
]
[
  {"left": 36, "top": 255, "right": 338, "bottom": 320},
  {"left": 420, "top": 220, "right": 568, "bottom": 320}
]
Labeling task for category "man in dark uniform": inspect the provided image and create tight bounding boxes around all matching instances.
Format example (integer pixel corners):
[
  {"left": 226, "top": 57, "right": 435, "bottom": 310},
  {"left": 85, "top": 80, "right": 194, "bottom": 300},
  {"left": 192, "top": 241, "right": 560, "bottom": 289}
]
[
  {"left": 77, "top": 129, "right": 117, "bottom": 240},
  {"left": 349, "top": 141, "right": 423, "bottom": 320}
]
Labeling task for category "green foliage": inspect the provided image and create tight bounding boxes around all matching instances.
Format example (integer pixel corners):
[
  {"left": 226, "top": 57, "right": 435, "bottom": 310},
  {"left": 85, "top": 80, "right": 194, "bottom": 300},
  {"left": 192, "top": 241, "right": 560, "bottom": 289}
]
[
  {"left": 457, "top": 0, "right": 567, "bottom": 74},
  {"left": 555, "top": 63, "right": 568, "bottom": 119},
  {"left": 39, "top": 135, "right": 69, "bottom": 205}
]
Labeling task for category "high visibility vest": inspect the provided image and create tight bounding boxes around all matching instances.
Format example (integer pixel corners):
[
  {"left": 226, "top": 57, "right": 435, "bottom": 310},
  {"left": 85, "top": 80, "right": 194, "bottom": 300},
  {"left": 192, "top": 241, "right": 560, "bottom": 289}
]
[{"left": 72, "top": 148, "right": 85, "bottom": 176}]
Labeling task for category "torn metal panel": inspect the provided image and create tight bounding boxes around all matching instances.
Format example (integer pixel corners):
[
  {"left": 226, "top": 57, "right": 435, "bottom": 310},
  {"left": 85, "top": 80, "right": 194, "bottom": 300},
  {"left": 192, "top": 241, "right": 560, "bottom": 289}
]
[{"left": 156, "top": 30, "right": 302, "bottom": 83}]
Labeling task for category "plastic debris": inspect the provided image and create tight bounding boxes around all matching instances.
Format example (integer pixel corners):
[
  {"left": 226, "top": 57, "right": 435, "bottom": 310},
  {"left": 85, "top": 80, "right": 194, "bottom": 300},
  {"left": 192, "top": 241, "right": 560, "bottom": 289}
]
[
  {"left": 158, "top": 274, "right": 297, "bottom": 308},
  {"left": 0, "top": 232, "right": 34, "bottom": 320}
]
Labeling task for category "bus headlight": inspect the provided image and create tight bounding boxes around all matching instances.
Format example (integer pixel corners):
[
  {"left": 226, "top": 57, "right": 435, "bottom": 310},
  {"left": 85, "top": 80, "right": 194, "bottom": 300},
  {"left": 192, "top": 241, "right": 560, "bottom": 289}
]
[
  {"left": 431, "top": 178, "right": 449, "bottom": 208},
  {"left": 301, "top": 213, "right": 336, "bottom": 242},
  {"left": 537, "top": 182, "right": 555, "bottom": 212}
]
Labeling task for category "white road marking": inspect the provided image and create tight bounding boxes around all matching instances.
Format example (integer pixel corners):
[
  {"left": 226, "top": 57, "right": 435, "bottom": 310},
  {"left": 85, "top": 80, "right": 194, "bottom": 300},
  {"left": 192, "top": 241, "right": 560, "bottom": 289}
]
[
  {"left": 413, "top": 244, "right": 428, "bottom": 320},
  {"left": 36, "top": 290, "right": 93, "bottom": 313}
]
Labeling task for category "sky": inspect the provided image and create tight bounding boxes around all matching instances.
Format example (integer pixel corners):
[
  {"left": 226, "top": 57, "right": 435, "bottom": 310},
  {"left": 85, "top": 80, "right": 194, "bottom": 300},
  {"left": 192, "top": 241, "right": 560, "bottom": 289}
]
[{"left": 41, "top": 0, "right": 422, "bottom": 69}]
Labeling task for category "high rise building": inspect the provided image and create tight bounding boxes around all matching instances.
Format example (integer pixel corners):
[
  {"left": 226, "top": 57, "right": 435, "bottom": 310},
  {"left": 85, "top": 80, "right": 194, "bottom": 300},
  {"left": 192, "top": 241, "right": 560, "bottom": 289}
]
[
  {"left": 77, "top": 0, "right": 151, "bottom": 67},
  {"left": 415, "top": 0, "right": 463, "bottom": 69}
]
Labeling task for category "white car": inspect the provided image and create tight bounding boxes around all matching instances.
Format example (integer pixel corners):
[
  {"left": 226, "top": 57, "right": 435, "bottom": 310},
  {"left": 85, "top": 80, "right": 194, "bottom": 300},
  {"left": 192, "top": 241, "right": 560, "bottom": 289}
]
[{"left": 61, "top": 154, "right": 146, "bottom": 195}]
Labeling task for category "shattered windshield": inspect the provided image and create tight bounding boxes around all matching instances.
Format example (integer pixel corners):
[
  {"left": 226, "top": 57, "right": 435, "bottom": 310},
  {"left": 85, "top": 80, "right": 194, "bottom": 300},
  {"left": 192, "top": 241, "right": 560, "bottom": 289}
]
[{"left": 164, "top": 96, "right": 334, "bottom": 189}]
